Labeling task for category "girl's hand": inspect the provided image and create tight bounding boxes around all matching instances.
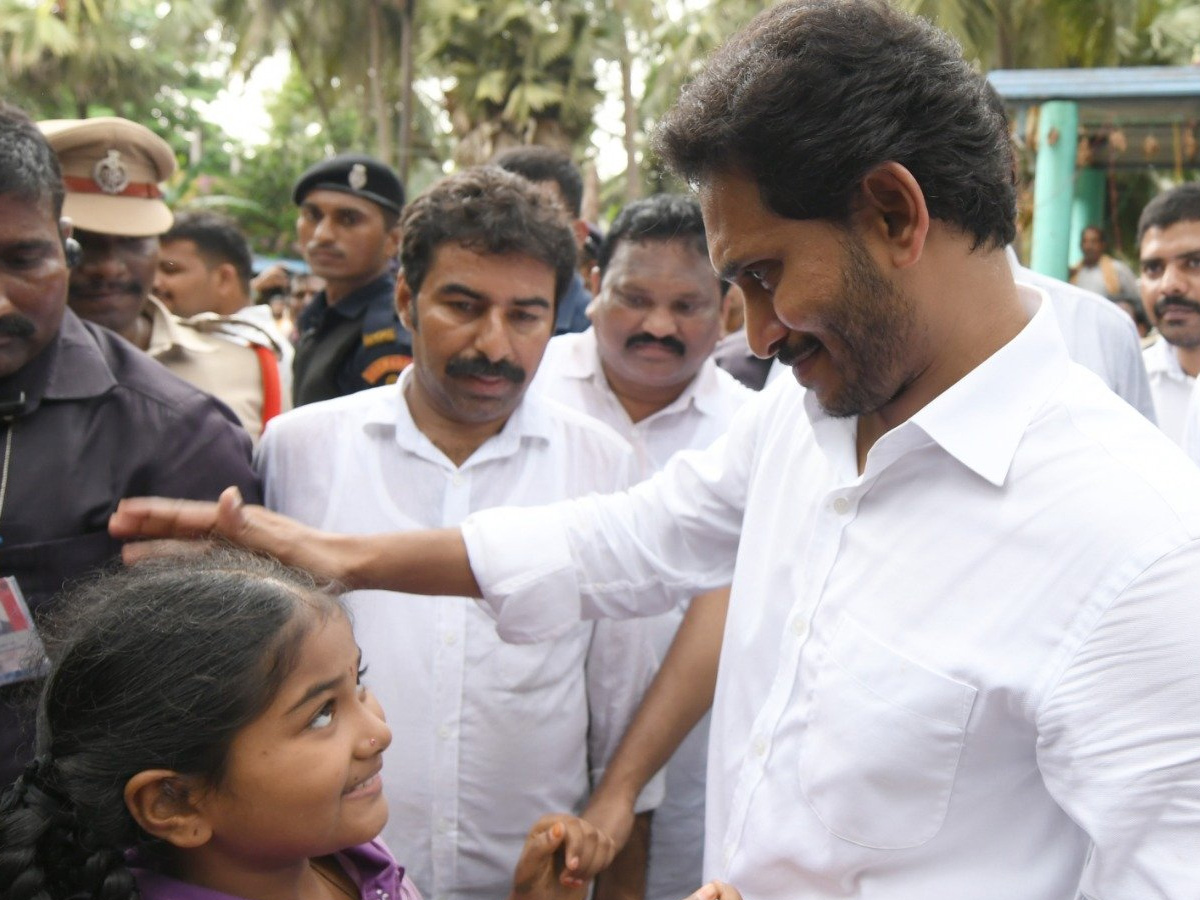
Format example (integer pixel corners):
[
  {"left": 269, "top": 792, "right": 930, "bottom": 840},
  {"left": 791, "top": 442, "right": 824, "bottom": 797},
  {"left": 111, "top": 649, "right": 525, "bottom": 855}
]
[
  {"left": 684, "top": 882, "right": 744, "bottom": 900},
  {"left": 509, "top": 813, "right": 616, "bottom": 900}
]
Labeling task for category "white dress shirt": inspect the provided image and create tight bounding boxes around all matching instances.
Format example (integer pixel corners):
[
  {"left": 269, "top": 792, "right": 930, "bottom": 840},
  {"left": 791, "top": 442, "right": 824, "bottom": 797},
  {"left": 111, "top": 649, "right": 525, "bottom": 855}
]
[
  {"left": 1143, "top": 336, "right": 1195, "bottom": 445},
  {"left": 256, "top": 372, "right": 661, "bottom": 900},
  {"left": 1006, "top": 247, "right": 1155, "bottom": 422},
  {"left": 463, "top": 289, "right": 1200, "bottom": 899},
  {"left": 533, "top": 329, "right": 751, "bottom": 900}
]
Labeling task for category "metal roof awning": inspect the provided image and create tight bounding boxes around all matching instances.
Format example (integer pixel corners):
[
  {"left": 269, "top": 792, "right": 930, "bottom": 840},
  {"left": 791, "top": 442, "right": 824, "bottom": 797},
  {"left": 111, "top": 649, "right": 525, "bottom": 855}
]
[{"left": 988, "top": 67, "right": 1200, "bottom": 170}]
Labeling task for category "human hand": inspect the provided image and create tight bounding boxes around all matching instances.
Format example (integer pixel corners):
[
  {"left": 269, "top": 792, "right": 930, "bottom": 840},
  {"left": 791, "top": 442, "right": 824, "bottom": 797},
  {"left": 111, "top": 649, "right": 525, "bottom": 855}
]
[
  {"left": 509, "top": 814, "right": 616, "bottom": 900},
  {"left": 578, "top": 787, "right": 636, "bottom": 877},
  {"left": 109, "top": 487, "right": 350, "bottom": 582},
  {"left": 683, "top": 881, "right": 743, "bottom": 900}
]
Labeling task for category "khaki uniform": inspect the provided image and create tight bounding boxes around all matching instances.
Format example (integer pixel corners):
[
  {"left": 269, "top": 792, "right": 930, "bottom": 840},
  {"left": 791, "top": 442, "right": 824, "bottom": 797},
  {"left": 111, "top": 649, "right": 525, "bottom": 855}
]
[{"left": 145, "top": 296, "right": 291, "bottom": 443}]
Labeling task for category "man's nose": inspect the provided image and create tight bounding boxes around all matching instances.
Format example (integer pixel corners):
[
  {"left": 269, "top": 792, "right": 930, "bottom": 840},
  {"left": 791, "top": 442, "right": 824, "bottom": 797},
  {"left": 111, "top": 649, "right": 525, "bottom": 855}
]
[
  {"left": 475, "top": 307, "right": 514, "bottom": 361},
  {"left": 744, "top": 294, "right": 788, "bottom": 359},
  {"left": 642, "top": 303, "right": 678, "bottom": 338}
]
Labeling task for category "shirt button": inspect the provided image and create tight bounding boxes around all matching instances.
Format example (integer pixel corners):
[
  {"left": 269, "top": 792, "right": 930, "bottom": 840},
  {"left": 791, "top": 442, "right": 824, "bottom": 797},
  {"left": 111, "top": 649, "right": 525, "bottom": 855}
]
[
  {"left": 791, "top": 617, "right": 808, "bottom": 639},
  {"left": 723, "top": 843, "right": 735, "bottom": 865},
  {"left": 443, "top": 632, "right": 457, "bottom": 646},
  {"left": 437, "top": 817, "right": 451, "bottom": 833},
  {"left": 437, "top": 724, "right": 452, "bottom": 739},
  {"left": 832, "top": 496, "right": 851, "bottom": 514},
  {"left": 752, "top": 736, "right": 768, "bottom": 757},
  {"left": 451, "top": 472, "right": 465, "bottom": 487}
]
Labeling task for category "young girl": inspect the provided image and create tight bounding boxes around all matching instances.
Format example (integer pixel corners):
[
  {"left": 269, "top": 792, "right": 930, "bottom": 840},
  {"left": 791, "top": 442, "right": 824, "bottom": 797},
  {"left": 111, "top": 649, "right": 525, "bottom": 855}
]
[{"left": 0, "top": 551, "right": 604, "bottom": 900}]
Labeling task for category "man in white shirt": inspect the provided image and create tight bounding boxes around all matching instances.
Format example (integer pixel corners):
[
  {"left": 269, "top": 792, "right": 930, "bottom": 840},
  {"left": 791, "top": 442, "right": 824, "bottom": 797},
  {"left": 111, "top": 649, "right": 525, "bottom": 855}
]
[
  {"left": 532, "top": 194, "right": 750, "bottom": 900},
  {"left": 1138, "top": 183, "right": 1200, "bottom": 444},
  {"left": 253, "top": 167, "right": 659, "bottom": 900},
  {"left": 112, "top": 3, "right": 1200, "bottom": 897},
  {"left": 1069, "top": 225, "right": 1139, "bottom": 302}
]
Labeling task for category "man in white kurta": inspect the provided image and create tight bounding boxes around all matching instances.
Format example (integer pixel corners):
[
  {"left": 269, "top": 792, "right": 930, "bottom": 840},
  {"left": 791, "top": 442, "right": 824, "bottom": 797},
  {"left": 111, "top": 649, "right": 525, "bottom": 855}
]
[
  {"left": 531, "top": 194, "right": 750, "bottom": 900},
  {"left": 463, "top": 288, "right": 1200, "bottom": 900},
  {"left": 256, "top": 168, "right": 659, "bottom": 900}
]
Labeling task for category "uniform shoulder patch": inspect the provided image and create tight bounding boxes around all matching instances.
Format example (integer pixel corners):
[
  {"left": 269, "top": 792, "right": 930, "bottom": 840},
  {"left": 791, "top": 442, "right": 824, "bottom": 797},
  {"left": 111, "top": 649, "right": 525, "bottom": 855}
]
[
  {"left": 361, "top": 354, "right": 411, "bottom": 385},
  {"left": 362, "top": 327, "right": 398, "bottom": 348}
]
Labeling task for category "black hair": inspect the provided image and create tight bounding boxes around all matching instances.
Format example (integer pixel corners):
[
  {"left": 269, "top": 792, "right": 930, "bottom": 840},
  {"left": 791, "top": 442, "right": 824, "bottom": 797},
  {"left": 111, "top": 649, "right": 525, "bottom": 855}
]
[
  {"left": 0, "top": 551, "right": 344, "bottom": 900},
  {"left": 0, "top": 102, "right": 65, "bottom": 219},
  {"left": 400, "top": 166, "right": 578, "bottom": 321},
  {"left": 1137, "top": 184, "right": 1200, "bottom": 245},
  {"left": 162, "top": 210, "right": 255, "bottom": 293},
  {"left": 491, "top": 146, "right": 584, "bottom": 218},
  {"left": 597, "top": 194, "right": 729, "bottom": 296},
  {"left": 655, "top": 0, "right": 1017, "bottom": 251}
]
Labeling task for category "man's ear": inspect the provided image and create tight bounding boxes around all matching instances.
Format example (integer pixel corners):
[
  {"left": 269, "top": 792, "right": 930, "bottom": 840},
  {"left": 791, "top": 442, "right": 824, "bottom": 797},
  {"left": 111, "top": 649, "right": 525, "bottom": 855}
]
[
  {"left": 395, "top": 277, "right": 415, "bottom": 330},
  {"left": 385, "top": 224, "right": 403, "bottom": 260},
  {"left": 214, "top": 262, "right": 240, "bottom": 296},
  {"left": 572, "top": 219, "right": 590, "bottom": 251},
  {"left": 855, "top": 162, "right": 930, "bottom": 270},
  {"left": 124, "top": 770, "right": 213, "bottom": 849}
]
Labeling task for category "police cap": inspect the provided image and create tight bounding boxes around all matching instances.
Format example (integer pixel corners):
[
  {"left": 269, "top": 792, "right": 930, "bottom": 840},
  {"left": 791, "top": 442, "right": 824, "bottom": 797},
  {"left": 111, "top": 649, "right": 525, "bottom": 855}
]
[{"left": 292, "top": 154, "right": 405, "bottom": 215}]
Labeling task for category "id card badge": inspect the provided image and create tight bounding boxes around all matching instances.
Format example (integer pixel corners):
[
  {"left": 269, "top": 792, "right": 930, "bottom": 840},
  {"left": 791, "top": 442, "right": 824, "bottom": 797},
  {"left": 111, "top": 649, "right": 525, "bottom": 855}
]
[{"left": 0, "top": 577, "right": 49, "bottom": 685}]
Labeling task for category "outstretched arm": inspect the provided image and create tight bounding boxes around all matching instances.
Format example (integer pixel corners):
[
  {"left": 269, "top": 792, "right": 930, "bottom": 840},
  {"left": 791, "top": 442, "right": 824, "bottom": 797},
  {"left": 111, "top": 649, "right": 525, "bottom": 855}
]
[
  {"left": 581, "top": 588, "right": 729, "bottom": 865},
  {"left": 110, "top": 487, "right": 481, "bottom": 596}
]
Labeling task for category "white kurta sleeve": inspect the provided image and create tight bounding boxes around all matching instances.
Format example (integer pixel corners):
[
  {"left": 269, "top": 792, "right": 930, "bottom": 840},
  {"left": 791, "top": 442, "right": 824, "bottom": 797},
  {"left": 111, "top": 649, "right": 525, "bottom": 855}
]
[
  {"left": 1035, "top": 539, "right": 1200, "bottom": 898},
  {"left": 462, "top": 393, "right": 762, "bottom": 642}
]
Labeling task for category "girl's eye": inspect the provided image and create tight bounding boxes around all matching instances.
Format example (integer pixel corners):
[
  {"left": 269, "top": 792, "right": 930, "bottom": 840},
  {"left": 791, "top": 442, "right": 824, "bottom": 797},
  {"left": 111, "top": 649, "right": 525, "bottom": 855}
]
[
  {"left": 310, "top": 700, "right": 335, "bottom": 730},
  {"left": 357, "top": 664, "right": 369, "bottom": 684}
]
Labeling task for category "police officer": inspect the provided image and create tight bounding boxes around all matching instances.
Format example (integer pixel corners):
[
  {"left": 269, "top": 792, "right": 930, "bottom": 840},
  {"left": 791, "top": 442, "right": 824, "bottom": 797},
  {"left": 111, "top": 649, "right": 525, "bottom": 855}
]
[{"left": 291, "top": 154, "right": 412, "bottom": 405}]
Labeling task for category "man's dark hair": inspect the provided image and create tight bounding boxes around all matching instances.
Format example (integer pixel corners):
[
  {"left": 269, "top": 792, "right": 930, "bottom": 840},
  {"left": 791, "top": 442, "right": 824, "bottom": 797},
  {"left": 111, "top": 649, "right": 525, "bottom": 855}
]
[
  {"left": 491, "top": 146, "right": 584, "bottom": 218},
  {"left": 597, "top": 194, "right": 729, "bottom": 296},
  {"left": 400, "top": 166, "right": 578, "bottom": 317},
  {"left": 1137, "top": 184, "right": 1200, "bottom": 245},
  {"left": 162, "top": 210, "right": 255, "bottom": 292},
  {"left": 655, "top": 0, "right": 1017, "bottom": 250},
  {"left": 0, "top": 102, "right": 64, "bottom": 218}
]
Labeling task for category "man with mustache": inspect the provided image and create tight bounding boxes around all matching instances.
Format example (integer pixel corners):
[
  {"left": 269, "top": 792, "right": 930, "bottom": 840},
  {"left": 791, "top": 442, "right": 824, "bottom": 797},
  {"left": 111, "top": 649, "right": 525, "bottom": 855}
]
[
  {"left": 113, "top": 3, "right": 1200, "bottom": 896},
  {"left": 251, "top": 166, "right": 661, "bottom": 900},
  {"left": 38, "top": 117, "right": 280, "bottom": 441},
  {"left": 0, "top": 103, "right": 258, "bottom": 786},
  {"left": 291, "top": 154, "right": 413, "bottom": 406},
  {"left": 1138, "top": 183, "right": 1200, "bottom": 445},
  {"left": 530, "top": 193, "right": 749, "bottom": 900}
]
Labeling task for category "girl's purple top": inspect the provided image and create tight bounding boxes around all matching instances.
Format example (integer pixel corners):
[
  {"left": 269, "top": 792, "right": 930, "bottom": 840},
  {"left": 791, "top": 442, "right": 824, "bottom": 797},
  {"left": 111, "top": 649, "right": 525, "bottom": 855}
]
[{"left": 131, "top": 839, "right": 423, "bottom": 900}]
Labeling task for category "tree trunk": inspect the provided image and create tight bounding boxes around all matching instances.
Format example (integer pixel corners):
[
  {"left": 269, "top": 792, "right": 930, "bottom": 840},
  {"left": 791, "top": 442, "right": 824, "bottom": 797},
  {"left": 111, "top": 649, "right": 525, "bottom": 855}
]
[
  {"left": 368, "top": 0, "right": 392, "bottom": 163},
  {"left": 397, "top": 0, "right": 416, "bottom": 180},
  {"left": 614, "top": 0, "right": 641, "bottom": 202}
]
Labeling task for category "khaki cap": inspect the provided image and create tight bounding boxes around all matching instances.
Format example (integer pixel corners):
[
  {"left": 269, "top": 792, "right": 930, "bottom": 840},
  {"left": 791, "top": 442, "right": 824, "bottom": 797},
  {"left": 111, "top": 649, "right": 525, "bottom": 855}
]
[{"left": 39, "top": 117, "right": 176, "bottom": 237}]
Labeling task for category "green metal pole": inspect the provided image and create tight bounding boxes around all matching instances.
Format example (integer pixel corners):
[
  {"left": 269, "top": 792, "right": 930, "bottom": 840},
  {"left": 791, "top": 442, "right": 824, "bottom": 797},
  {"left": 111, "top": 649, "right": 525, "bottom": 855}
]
[
  {"left": 1030, "top": 100, "right": 1079, "bottom": 281},
  {"left": 1069, "top": 167, "right": 1105, "bottom": 268}
]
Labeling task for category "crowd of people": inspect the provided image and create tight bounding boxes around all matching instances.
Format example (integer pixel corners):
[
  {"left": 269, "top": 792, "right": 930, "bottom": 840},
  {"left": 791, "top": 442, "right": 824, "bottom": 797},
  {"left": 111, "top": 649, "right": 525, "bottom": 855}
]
[{"left": 2, "top": 1, "right": 1199, "bottom": 899}]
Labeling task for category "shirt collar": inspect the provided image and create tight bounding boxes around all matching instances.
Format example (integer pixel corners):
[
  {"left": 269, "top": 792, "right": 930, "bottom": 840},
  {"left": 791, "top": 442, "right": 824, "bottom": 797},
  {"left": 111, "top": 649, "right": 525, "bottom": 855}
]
[
  {"left": 1144, "top": 336, "right": 1187, "bottom": 381},
  {"left": 131, "top": 840, "right": 405, "bottom": 900},
  {"left": 40, "top": 309, "right": 118, "bottom": 402},
  {"left": 145, "top": 295, "right": 218, "bottom": 356},
  {"left": 556, "top": 328, "right": 726, "bottom": 421},
  {"left": 805, "top": 285, "right": 1068, "bottom": 488},
  {"left": 366, "top": 366, "right": 553, "bottom": 469}
]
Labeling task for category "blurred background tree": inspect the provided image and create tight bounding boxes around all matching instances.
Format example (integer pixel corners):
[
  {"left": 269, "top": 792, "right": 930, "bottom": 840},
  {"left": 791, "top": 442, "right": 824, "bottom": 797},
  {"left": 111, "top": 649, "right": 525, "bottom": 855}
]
[{"left": 3, "top": 0, "right": 1199, "bottom": 251}]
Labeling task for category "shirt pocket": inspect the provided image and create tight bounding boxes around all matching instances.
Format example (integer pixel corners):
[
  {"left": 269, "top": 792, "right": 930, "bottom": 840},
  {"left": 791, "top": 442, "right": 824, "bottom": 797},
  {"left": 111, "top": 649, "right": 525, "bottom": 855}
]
[{"left": 797, "top": 614, "right": 976, "bottom": 850}]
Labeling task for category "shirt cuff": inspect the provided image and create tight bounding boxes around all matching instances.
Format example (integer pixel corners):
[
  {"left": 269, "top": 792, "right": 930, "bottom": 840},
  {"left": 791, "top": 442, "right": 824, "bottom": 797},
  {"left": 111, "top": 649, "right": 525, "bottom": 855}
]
[{"left": 462, "top": 505, "right": 583, "bottom": 644}]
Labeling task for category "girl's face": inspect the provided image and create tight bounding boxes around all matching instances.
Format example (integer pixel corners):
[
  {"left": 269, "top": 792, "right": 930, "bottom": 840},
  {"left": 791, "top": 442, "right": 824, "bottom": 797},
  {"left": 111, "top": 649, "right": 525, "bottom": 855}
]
[{"left": 195, "top": 610, "right": 391, "bottom": 868}]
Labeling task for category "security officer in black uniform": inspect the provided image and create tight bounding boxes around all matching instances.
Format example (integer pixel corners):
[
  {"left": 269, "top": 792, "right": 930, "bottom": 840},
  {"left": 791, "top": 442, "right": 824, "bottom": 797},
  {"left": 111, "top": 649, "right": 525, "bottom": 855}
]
[{"left": 291, "top": 154, "right": 413, "bottom": 406}]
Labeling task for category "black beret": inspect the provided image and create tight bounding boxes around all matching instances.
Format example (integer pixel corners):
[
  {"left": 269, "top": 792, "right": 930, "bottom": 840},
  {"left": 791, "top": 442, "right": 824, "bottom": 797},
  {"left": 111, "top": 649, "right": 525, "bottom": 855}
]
[{"left": 292, "top": 153, "right": 405, "bottom": 214}]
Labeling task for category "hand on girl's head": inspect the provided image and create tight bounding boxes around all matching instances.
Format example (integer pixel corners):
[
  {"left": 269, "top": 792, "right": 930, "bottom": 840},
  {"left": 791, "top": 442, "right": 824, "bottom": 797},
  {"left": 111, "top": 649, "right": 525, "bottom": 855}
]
[{"left": 508, "top": 813, "right": 616, "bottom": 900}]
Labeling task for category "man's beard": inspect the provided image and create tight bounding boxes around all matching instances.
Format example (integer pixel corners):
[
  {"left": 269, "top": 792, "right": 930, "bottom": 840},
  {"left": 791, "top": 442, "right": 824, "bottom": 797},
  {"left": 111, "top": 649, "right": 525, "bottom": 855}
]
[{"left": 779, "top": 235, "right": 919, "bottom": 419}]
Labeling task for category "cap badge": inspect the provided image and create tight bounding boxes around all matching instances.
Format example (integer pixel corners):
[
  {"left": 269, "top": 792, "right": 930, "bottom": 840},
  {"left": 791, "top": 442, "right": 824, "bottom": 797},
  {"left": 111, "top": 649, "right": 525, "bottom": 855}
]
[
  {"left": 93, "top": 149, "right": 131, "bottom": 195},
  {"left": 348, "top": 163, "right": 368, "bottom": 191}
]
